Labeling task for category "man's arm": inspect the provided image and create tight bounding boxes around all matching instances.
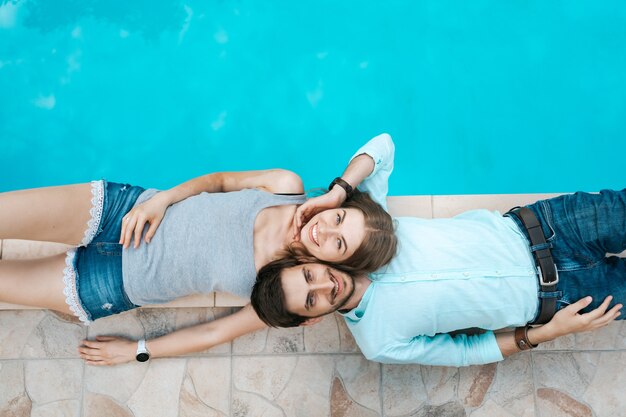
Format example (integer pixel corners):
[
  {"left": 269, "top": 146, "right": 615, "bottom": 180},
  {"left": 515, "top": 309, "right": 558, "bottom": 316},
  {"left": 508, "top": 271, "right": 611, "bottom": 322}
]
[
  {"left": 78, "top": 304, "right": 266, "bottom": 365},
  {"left": 365, "top": 331, "right": 503, "bottom": 367},
  {"left": 496, "top": 295, "right": 621, "bottom": 358},
  {"left": 362, "top": 296, "right": 621, "bottom": 367}
]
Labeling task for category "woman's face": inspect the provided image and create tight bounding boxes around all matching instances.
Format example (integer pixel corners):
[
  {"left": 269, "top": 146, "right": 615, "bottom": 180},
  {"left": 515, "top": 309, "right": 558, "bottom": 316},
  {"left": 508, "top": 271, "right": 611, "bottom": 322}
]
[{"left": 299, "top": 208, "right": 366, "bottom": 262}]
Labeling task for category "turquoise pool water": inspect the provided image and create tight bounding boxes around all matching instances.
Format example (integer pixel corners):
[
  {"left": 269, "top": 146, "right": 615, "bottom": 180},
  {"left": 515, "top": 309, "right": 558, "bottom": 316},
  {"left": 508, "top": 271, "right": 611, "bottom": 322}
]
[{"left": 1, "top": 1, "right": 625, "bottom": 195}]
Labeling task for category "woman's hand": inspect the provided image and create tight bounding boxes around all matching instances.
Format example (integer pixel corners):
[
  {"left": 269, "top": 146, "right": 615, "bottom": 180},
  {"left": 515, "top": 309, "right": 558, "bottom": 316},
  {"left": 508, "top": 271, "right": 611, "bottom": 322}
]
[
  {"left": 541, "top": 296, "right": 622, "bottom": 341},
  {"left": 119, "top": 192, "right": 172, "bottom": 249},
  {"left": 292, "top": 187, "right": 347, "bottom": 240},
  {"left": 78, "top": 336, "right": 137, "bottom": 366}
]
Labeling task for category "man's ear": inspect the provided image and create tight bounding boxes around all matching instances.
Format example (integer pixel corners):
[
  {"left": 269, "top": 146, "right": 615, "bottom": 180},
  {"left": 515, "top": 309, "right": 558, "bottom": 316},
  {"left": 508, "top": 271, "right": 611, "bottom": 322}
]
[{"left": 299, "top": 317, "right": 323, "bottom": 327}]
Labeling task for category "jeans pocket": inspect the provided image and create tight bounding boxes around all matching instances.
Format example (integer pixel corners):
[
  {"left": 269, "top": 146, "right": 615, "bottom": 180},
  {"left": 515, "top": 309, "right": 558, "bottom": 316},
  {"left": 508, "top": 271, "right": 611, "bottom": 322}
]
[
  {"left": 539, "top": 200, "right": 557, "bottom": 242},
  {"left": 95, "top": 242, "right": 123, "bottom": 256}
]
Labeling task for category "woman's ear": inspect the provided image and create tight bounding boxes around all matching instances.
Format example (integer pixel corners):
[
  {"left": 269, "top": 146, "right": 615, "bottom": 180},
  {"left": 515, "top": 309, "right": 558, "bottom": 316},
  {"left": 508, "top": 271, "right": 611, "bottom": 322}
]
[{"left": 299, "top": 317, "right": 323, "bottom": 327}]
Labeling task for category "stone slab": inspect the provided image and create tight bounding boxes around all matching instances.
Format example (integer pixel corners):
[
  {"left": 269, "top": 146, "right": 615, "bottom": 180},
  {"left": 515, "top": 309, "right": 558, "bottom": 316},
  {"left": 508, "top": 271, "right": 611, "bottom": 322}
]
[
  {"left": 432, "top": 193, "right": 561, "bottom": 218},
  {"left": 387, "top": 195, "right": 433, "bottom": 218}
]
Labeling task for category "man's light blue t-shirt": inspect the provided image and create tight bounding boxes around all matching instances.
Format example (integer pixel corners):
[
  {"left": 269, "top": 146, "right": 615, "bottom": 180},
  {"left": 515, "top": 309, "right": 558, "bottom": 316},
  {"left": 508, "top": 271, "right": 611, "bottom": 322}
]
[{"left": 341, "top": 133, "right": 539, "bottom": 367}]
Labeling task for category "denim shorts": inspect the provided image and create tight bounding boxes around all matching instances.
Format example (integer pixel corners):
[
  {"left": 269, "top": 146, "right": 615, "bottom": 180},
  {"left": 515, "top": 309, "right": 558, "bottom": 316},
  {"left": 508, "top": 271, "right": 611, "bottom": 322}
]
[{"left": 64, "top": 180, "right": 145, "bottom": 324}]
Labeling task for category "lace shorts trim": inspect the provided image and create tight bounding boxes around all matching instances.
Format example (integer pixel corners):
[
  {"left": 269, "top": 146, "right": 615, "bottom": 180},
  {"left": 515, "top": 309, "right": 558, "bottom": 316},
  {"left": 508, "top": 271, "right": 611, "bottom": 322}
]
[
  {"left": 81, "top": 180, "right": 104, "bottom": 247},
  {"left": 61, "top": 180, "right": 104, "bottom": 324},
  {"left": 62, "top": 248, "right": 91, "bottom": 324}
]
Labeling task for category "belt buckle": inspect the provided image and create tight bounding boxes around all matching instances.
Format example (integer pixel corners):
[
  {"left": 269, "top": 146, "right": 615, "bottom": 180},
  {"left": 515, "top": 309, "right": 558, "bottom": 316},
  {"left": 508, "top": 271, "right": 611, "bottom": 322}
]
[{"left": 537, "top": 266, "right": 559, "bottom": 286}]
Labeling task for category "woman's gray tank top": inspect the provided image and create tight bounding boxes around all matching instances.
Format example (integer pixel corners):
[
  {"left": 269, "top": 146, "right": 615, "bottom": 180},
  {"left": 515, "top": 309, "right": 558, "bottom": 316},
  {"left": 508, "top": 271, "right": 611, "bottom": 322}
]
[{"left": 121, "top": 188, "right": 305, "bottom": 305}]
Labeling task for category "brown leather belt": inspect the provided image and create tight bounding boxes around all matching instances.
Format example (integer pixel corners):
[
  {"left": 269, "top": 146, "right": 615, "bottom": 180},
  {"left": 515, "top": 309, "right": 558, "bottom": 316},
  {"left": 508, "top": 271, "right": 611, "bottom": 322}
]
[{"left": 506, "top": 207, "right": 559, "bottom": 325}]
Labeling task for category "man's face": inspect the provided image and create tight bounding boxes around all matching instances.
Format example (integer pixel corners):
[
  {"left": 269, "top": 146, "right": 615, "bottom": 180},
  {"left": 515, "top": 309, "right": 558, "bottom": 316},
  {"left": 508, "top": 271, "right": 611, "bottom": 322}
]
[{"left": 280, "top": 263, "right": 355, "bottom": 318}]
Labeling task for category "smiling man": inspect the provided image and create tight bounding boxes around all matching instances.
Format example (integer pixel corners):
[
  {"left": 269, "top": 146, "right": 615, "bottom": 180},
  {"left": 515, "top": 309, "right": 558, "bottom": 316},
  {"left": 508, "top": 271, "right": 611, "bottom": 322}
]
[
  {"left": 250, "top": 133, "right": 626, "bottom": 367},
  {"left": 251, "top": 259, "right": 364, "bottom": 328}
]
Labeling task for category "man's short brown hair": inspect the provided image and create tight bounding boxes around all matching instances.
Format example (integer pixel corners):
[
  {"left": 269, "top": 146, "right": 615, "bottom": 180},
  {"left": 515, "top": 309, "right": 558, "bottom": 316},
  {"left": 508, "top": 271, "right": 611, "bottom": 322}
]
[{"left": 251, "top": 257, "right": 311, "bottom": 328}]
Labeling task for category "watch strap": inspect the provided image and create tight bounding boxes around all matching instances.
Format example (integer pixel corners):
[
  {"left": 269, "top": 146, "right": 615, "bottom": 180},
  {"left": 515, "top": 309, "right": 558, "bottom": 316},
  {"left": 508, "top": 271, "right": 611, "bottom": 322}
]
[
  {"left": 514, "top": 326, "right": 538, "bottom": 351},
  {"left": 135, "top": 339, "right": 150, "bottom": 362},
  {"left": 329, "top": 177, "right": 354, "bottom": 198},
  {"left": 137, "top": 339, "right": 147, "bottom": 353}
]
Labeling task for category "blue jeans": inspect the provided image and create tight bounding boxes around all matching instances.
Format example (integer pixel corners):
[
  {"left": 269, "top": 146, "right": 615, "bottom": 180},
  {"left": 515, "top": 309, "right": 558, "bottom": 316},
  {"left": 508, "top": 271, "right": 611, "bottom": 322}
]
[{"left": 526, "top": 189, "right": 626, "bottom": 318}]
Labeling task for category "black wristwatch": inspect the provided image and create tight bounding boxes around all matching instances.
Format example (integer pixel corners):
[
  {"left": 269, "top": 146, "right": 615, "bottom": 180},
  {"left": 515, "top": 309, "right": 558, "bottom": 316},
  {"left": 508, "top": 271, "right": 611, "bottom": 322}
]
[
  {"left": 135, "top": 339, "right": 150, "bottom": 362},
  {"left": 329, "top": 177, "right": 354, "bottom": 198}
]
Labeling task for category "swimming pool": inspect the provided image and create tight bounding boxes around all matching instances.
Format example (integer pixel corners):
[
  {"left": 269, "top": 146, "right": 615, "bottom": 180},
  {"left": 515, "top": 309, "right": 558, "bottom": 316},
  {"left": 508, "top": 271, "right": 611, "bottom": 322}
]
[{"left": 1, "top": 0, "right": 625, "bottom": 195}]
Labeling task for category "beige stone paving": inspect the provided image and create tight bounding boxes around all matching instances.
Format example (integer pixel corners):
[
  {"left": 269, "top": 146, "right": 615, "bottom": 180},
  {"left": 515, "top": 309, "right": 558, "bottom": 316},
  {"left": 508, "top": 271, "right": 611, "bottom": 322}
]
[
  {"left": 3, "top": 307, "right": 624, "bottom": 416},
  {"left": 2, "top": 194, "right": 626, "bottom": 416}
]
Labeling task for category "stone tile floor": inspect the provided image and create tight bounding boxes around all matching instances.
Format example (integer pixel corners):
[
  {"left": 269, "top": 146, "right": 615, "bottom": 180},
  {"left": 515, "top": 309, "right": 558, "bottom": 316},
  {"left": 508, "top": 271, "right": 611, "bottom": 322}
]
[
  {"left": 2, "top": 307, "right": 625, "bottom": 417},
  {"left": 2, "top": 194, "right": 625, "bottom": 416}
]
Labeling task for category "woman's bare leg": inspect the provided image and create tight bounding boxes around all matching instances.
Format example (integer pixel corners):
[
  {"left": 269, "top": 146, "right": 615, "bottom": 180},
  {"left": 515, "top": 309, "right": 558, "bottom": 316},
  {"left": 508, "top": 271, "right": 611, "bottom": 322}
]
[
  {"left": 0, "top": 183, "right": 95, "bottom": 245},
  {"left": 0, "top": 253, "right": 71, "bottom": 314}
]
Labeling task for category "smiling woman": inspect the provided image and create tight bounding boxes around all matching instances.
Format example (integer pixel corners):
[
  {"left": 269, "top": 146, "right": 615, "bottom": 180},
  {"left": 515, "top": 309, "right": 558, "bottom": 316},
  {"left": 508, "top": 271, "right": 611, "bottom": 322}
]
[
  {"left": 303, "top": 208, "right": 365, "bottom": 259},
  {"left": 0, "top": 134, "right": 397, "bottom": 365},
  {"left": 295, "top": 190, "right": 395, "bottom": 273}
]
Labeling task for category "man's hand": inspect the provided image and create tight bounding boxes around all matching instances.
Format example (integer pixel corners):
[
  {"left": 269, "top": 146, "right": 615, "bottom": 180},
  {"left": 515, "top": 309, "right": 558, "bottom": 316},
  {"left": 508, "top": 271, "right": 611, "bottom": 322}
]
[
  {"left": 498, "top": 295, "right": 622, "bottom": 358},
  {"left": 78, "top": 336, "right": 137, "bottom": 366},
  {"left": 119, "top": 192, "right": 172, "bottom": 249},
  {"left": 540, "top": 296, "right": 622, "bottom": 341},
  {"left": 292, "top": 186, "right": 346, "bottom": 240}
]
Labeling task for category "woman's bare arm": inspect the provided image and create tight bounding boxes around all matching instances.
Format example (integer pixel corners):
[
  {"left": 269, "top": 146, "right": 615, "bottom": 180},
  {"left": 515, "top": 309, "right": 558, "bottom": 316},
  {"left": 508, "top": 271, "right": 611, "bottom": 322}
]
[
  {"left": 120, "top": 169, "right": 304, "bottom": 248},
  {"left": 79, "top": 304, "right": 266, "bottom": 366}
]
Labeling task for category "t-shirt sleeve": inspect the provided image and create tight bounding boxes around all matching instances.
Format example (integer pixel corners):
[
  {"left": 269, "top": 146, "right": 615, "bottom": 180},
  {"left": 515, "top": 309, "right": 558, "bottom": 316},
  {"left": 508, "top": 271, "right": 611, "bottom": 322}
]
[
  {"left": 351, "top": 133, "right": 395, "bottom": 211},
  {"left": 368, "top": 331, "right": 505, "bottom": 367}
]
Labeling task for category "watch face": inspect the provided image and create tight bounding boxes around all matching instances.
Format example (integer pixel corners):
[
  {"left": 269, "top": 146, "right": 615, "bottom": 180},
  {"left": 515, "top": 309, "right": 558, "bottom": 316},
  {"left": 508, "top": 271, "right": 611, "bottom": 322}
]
[{"left": 136, "top": 352, "right": 150, "bottom": 362}]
